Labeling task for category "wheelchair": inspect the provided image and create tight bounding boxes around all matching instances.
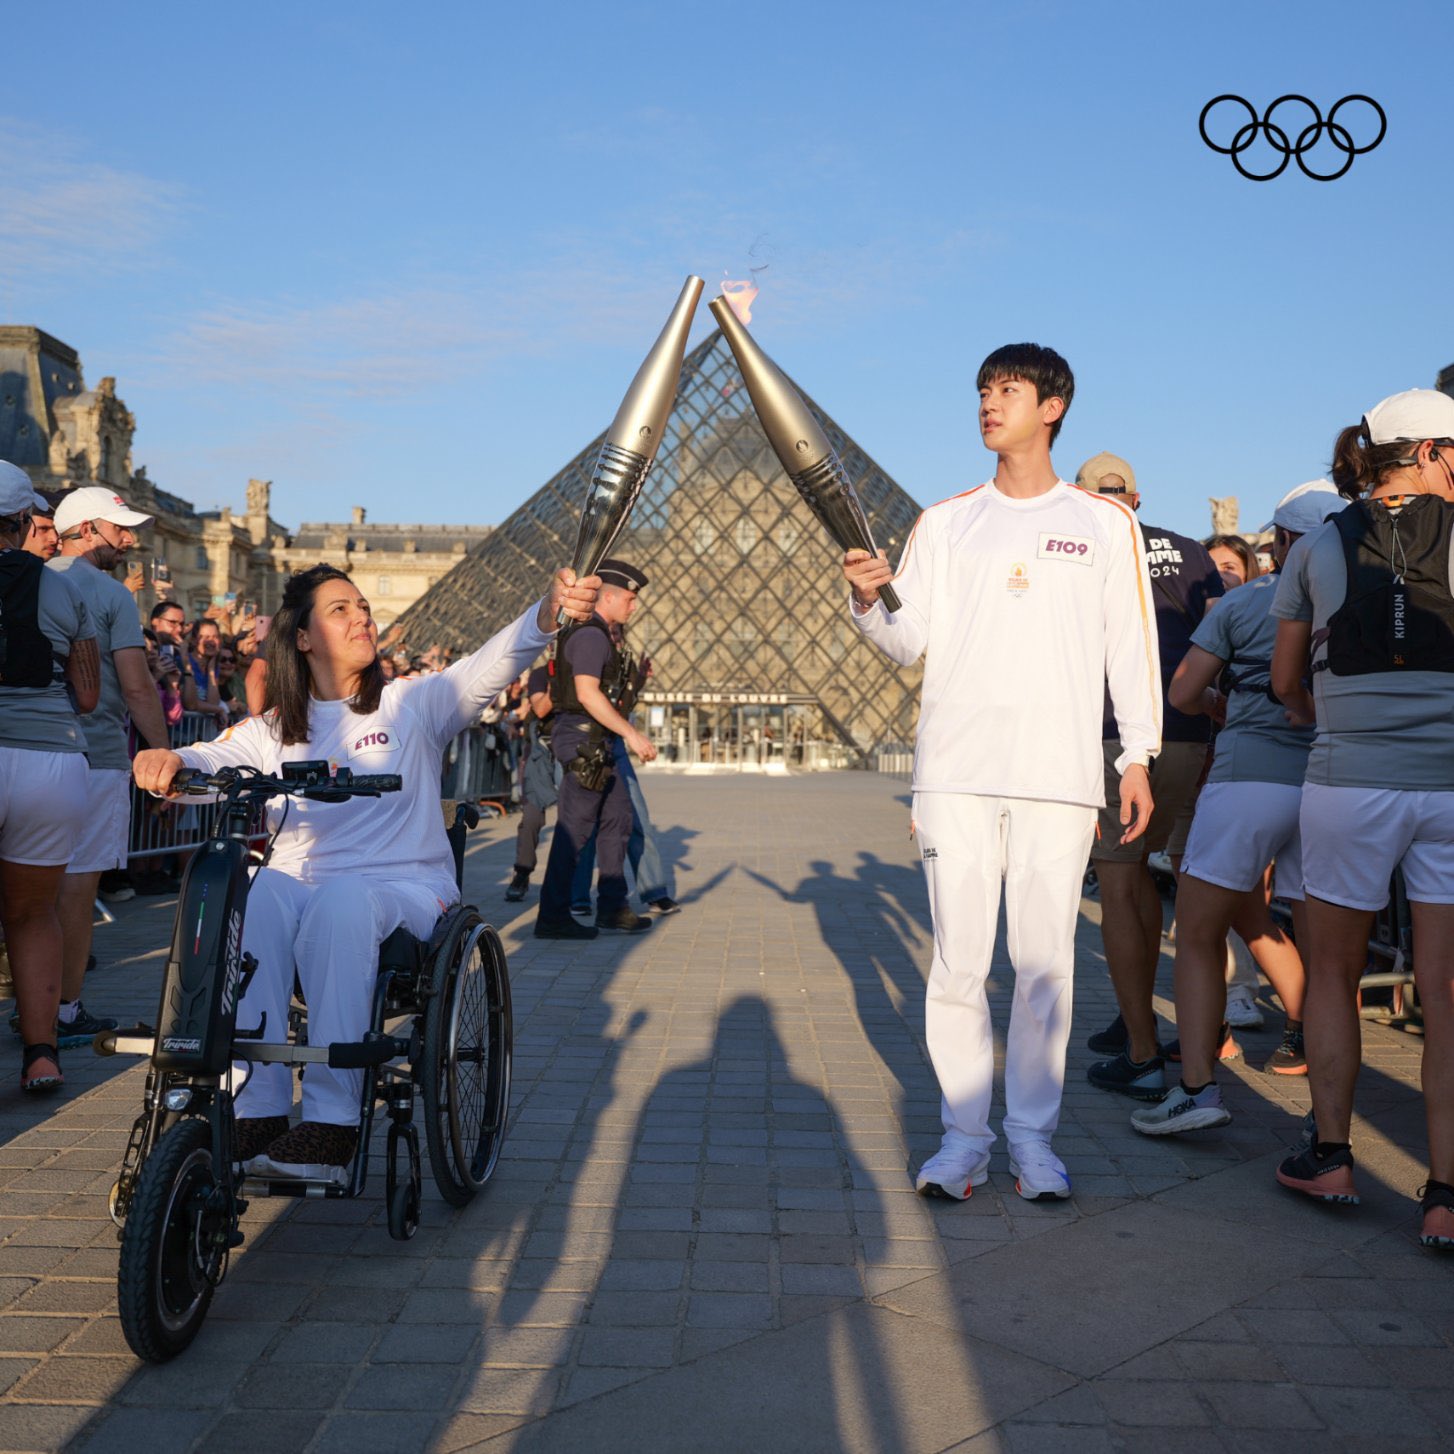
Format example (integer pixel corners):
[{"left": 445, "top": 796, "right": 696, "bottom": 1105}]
[{"left": 96, "top": 761, "right": 513, "bottom": 1362}]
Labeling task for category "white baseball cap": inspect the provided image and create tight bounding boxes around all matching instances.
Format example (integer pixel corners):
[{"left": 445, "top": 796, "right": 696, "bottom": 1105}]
[
  {"left": 53, "top": 485, "right": 153, "bottom": 536},
  {"left": 1363, "top": 389, "right": 1454, "bottom": 446},
  {"left": 1262, "top": 478, "right": 1345, "bottom": 534},
  {"left": 0, "top": 460, "right": 49, "bottom": 517}
]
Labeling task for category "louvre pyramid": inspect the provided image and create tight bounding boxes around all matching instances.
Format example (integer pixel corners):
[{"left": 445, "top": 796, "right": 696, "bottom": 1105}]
[{"left": 394, "top": 328, "right": 925, "bottom": 751}]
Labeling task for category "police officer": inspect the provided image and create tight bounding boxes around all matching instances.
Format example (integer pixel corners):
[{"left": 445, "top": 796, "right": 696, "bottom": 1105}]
[{"left": 535, "top": 559, "right": 657, "bottom": 939}]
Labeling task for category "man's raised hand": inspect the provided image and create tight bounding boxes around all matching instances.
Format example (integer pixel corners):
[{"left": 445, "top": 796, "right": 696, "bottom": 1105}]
[{"left": 843, "top": 548, "right": 892, "bottom": 610}]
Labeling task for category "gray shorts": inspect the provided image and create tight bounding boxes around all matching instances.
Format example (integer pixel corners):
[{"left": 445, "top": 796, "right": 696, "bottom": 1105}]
[{"left": 1092, "top": 739, "right": 1210, "bottom": 863}]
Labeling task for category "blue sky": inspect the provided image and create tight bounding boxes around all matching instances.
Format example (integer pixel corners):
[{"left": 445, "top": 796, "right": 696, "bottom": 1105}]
[{"left": 3, "top": 0, "right": 1450, "bottom": 540}]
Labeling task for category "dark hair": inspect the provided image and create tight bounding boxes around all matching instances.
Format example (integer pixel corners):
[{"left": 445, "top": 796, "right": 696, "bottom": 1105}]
[
  {"left": 1330, "top": 420, "right": 1454, "bottom": 501},
  {"left": 1204, "top": 533, "right": 1261, "bottom": 583},
  {"left": 33, "top": 491, "right": 62, "bottom": 517},
  {"left": 150, "top": 600, "right": 184, "bottom": 622},
  {"left": 263, "top": 563, "right": 383, "bottom": 746},
  {"left": 188, "top": 619, "right": 221, "bottom": 647},
  {"left": 976, "top": 343, "right": 1075, "bottom": 445}
]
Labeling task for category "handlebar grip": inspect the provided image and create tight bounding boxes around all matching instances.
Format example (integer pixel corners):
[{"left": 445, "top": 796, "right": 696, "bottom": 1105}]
[{"left": 350, "top": 775, "right": 402, "bottom": 793}]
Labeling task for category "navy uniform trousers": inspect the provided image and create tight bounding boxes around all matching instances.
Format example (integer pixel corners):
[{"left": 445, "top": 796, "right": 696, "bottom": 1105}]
[{"left": 538, "top": 757, "right": 633, "bottom": 923}]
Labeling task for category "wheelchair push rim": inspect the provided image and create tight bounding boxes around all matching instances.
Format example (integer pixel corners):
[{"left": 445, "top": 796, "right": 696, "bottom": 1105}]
[{"left": 422, "top": 913, "right": 512, "bottom": 1204}]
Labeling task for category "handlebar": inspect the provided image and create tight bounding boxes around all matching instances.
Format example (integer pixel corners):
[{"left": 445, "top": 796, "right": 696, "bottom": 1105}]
[{"left": 167, "top": 765, "right": 403, "bottom": 802}]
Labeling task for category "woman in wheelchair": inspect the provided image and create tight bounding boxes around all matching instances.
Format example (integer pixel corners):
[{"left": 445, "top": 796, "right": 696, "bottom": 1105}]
[{"left": 133, "top": 561, "right": 598, "bottom": 1181}]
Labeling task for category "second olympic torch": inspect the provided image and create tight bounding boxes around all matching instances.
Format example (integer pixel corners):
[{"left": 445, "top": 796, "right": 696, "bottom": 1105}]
[
  {"left": 562, "top": 275, "right": 704, "bottom": 622},
  {"left": 709, "top": 297, "right": 901, "bottom": 613}
]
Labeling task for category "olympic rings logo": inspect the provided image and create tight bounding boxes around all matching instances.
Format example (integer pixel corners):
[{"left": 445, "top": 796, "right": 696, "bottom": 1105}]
[{"left": 1199, "top": 95, "right": 1386, "bottom": 181}]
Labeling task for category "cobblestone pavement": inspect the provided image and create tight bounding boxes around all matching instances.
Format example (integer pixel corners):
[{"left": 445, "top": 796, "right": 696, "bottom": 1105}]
[{"left": 0, "top": 772, "right": 1448, "bottom": 1452}]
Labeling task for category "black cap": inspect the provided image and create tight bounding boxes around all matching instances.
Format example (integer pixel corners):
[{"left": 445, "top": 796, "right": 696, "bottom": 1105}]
[{"left": 598, "top": 558, "right": 648, "bottom": 592}]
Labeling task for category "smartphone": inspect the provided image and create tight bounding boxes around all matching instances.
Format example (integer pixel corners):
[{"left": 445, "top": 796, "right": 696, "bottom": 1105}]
[
  {"left": 126, "top": 561, "right": 144, "bottom": 584},
  {"left": 153, "top": 560, "right": 172, "bottom": 583},
  {"left": 253, "top": 615, "right": 272, "bottom": 645}
]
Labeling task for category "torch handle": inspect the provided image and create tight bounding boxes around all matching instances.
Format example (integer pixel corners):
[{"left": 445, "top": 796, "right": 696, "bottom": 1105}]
[{"left": 879, "top": 582, "right": 902, "bottom": 614}]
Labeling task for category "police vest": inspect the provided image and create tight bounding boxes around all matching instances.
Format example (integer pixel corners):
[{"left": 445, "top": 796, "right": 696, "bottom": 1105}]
[
  {"left": 0, "top": 551, "right": 60, "bottom": 689},
  {"left": 1323, "top": 496, "right": 1454, "bottom": 676},
  {"left": 549, "top": 619, "right": 629, "bottom": 717}
]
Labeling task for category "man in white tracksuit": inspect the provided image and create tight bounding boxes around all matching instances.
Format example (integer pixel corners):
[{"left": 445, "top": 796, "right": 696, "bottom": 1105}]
[{"left": 845, "top": 343, "right": 1161, "bottom": 1201}]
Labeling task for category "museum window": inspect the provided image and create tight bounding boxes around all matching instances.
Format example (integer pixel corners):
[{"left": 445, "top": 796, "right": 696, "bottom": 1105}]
[{"left": 377, "top": 576, "right": 392, "bottom": 596}]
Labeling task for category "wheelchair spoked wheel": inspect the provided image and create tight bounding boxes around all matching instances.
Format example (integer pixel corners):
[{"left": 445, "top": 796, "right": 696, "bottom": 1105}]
[
  {"left": 422, "top": 910, "right": 513, "bottom": 1205},
  {"left": 117, "top": 1119, "right": 222, "bottom": 1362}
]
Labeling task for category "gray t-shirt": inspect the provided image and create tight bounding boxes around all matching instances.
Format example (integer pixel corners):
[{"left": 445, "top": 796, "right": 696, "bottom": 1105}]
[
  {"left": 0, "top": 550, "right": 93, "bottom": 756},
  {"left": 48, "top": 556, "right": 146, "bottom": 770},
  {"left": 1193, "top": 573, "right": 1313, "bottom": 787},
  {"left": 1271, "top": 521, "right": 1454, "bottom": 789}
]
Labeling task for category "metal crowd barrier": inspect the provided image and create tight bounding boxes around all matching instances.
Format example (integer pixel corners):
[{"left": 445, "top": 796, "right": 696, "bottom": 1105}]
[
  {"left": 437, "top": 724, "right": 517, "bottom": 811},
  {"left": 127, "top": 711, "right": 228, "bottom": 863}
]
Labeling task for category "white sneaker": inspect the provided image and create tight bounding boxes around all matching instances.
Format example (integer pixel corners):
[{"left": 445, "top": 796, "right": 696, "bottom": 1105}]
[
  {"left": 1224, "top": 986, "right": 1265, "bottom": 1030},
  {"left": 915, "top": 1140, "right": 991, "bottom": 1200},
  {"left": 1008, "top": 1140, "right": 1071, "bottom": 1200},
  {"left": 1130, "top": 1083, "right": 1232, "bottom": 1137}
]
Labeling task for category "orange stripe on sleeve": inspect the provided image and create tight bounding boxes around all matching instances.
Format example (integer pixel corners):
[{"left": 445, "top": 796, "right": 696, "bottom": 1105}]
[
  {"left": 892, "top": 484, "right": 984, "bottom": 582},
  {"left": 1084, "top": 492, "right": 1160, "bottom": 730}
]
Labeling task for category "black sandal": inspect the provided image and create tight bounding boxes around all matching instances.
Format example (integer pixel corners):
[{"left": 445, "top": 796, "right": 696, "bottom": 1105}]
[{"left": 21, "top": 1043, "right": 63, "bottom": 1094}]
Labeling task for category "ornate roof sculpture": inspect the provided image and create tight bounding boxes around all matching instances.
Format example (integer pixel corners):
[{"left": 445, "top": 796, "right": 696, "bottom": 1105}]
[{"left": 394, "top": 328, "right": 925, "bottom": 753}]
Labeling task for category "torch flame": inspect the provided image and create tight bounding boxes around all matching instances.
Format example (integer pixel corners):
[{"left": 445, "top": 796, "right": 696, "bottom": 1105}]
[{"left": 721, "top": 274, "right": 758, "bottom": 326}]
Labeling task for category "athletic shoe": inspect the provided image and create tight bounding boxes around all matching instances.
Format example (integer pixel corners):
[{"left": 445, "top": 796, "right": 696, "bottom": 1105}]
[
  {"left": 1086, "top": 1013, "right": 1128, "bottom": 1055},
  {"left": 1131, "top": 1083, "right": 1232, "bottom": 1137},
  {"left": 1163, "top": 1023, "right": 1241, "bottom": 1064},
  {"left": 570, "top": 901, "right": 593, "bottom": 917},
  {"left": 251, "top": 1121, "right": 357, "bottom": 1186},
  {"left": 98, "top": 874, "right": 135, "bottom": 904},
  {"left": 647, "top": 897, "right": 682, "bottom": 915},
  {"left": 1418, "top": 1182, "right": 1454, "bottom": 1251},
  {"left": 535, "top": 918, "right": 599, "bottom": 941},
  {"left": 1275, "top": 1145, "right": 1360, "bottom": 1204},
  {"left": 1087, "top": 1050, "right": 1166, "bottom": 1099},
  {"left": 1225, "top": 985, "right": 1265, "bottom": 1029},
  {"left": 56, "top": 1002, "right": 118, "bottom": 1048},
  {"left": 235, "top": 1115, "right": 290, "bottom": 1165},
  {"left": 1008, "top": 1140, "right": 1072, "bottom": 1200},
  {"left": 596, "top": 910, "right": 654, "bottom": 935},
  {"left": 1266, "top": 1026, "right": 1307, "bottom": 1076},
  {"left": 504, "top": 872, "right": 530, "bottom": 903},
  {"left": 914, "top": 1141, "right": 990, "bottom": 1201}
]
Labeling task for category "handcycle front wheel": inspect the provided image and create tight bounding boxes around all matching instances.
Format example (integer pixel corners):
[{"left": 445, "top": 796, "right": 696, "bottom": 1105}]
[
  {"left": 421, "top": 910, "right": 513, "bottom": 1206},
  {"left": 117, "top": 1118, "right": 222, "bottom": 1362}
]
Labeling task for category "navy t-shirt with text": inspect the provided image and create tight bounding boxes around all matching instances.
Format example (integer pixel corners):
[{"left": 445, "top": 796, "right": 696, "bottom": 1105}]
[{"left": 1103, "top": 522, "right": 1225, "bottom": 744}]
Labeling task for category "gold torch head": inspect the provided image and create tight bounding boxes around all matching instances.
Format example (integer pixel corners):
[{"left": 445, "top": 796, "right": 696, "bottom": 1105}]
[
  {"left": 605, "top": 275, "right": 705, "bottom": 456},
  {"left": 708, "top": 296, "right": 832, "bottom": 473}
]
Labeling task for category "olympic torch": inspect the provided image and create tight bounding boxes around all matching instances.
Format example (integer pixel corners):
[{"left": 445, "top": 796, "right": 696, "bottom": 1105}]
[
  {"left": 561, "top": 275, "right": 705, "bottom": 623},
  {"left": 708, "top": 297, "right": 901, "bottom": 613}
]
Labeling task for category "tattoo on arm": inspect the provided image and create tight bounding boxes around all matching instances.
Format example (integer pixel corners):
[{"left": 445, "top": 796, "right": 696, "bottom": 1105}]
[{"left": 66, "top": 638, "right": 102, "bottom": 713}]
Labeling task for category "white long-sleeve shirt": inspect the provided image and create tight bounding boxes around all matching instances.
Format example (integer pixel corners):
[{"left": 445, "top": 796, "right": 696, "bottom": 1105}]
[
  {"left": 178, "top": 604, "right": 554, "bottom": 890},
  {"left": 853, "top": 480, "right": 1161, "bottom": 808}
]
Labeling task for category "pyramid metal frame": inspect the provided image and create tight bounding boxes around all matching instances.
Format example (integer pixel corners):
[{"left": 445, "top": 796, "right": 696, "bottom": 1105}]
[{"left": 393, "top": 329, "right": 924, "bottom": 753}]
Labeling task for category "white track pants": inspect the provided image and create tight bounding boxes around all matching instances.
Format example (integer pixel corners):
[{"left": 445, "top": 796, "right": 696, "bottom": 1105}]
[
  {"left": 233, "top": 868, "right": 454, "bottom": 1126},
  {"left": 914, "top": 792, "right": 1097, "bottom": 1158}
]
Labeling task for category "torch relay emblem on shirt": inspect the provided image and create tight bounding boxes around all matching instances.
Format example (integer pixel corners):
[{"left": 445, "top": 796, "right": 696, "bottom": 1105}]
[{"left": 1037, "top": 532, "right": 1094, "bottom": 565}]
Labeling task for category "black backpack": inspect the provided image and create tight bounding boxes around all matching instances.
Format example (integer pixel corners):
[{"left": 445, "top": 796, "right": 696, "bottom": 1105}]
[{"left": 0, "top": 551, "right": 59, "bottom": 689}]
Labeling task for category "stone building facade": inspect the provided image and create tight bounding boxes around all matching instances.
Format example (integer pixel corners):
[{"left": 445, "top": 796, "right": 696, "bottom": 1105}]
[{"left": 0, "top": 325, "right": 490, "bottom": 626}]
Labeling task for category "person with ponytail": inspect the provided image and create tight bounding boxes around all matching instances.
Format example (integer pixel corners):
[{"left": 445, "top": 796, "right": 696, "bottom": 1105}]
[
  {"left": 1268, "top": 389, "right": 1454, "bottom": 1251},
  {"left": 133, "top": 562, "right": 599, "bottom": 1181}
]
